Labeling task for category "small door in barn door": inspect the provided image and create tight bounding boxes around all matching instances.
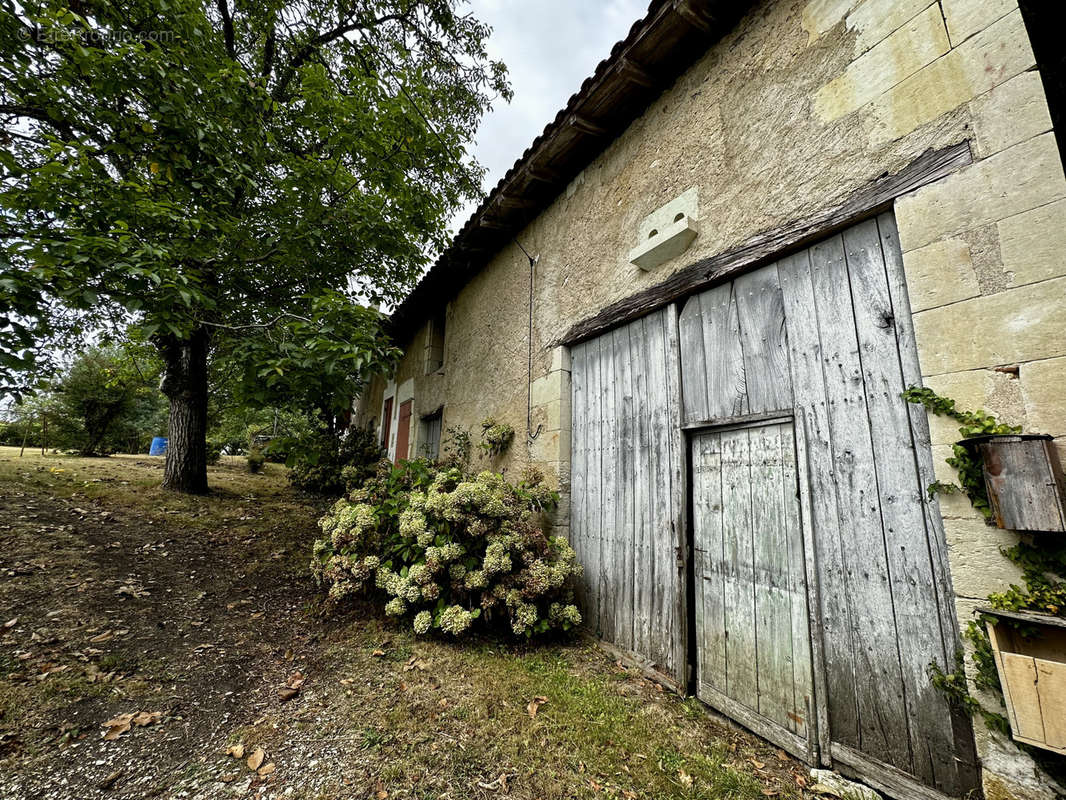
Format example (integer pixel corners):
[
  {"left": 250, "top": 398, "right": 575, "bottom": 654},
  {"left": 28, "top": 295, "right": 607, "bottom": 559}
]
[{"left": 692, "top": 420, "right": 815, "bottom": 761}]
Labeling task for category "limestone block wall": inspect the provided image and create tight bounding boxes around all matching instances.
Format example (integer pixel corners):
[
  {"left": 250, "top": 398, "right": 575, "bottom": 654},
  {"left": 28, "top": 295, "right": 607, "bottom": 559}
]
[{"left": 362, "top": 1, "right": 1065, "bottom": 794}]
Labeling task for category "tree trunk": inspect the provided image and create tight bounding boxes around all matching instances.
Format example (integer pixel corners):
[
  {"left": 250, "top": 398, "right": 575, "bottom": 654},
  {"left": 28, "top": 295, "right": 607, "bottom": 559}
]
[{"left": 159, "top": 328, "right": 210, "bottom": 494}]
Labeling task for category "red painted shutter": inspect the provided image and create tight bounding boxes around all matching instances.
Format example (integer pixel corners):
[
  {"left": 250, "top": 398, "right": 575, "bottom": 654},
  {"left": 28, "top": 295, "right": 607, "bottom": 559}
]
[{"left": 395, "top": 400, "right": 413, "bottom": 463}]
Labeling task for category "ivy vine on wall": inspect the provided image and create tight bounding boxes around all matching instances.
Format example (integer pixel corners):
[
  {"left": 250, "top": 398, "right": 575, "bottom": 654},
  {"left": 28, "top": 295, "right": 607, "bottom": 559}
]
[
  {"left": 905, "top": 387, "right": 1066, "bottom": 748},
  {"left": 479, "top": 418, "right": 515, "bottom": 457},
  {"left": 902, "top": 386, "right": 1020, "bottom": 521}
]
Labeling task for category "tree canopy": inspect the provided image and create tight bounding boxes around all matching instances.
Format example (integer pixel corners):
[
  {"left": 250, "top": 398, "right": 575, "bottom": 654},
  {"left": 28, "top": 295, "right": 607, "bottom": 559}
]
[{"left": 0, "top": 0, "right": 507, "bottom": 490}]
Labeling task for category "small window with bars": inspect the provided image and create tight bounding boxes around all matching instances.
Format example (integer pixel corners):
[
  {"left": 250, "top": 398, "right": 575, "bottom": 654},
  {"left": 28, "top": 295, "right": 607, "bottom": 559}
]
[{"left": 419, "top": 408, "right": 443, "bottom": 461}]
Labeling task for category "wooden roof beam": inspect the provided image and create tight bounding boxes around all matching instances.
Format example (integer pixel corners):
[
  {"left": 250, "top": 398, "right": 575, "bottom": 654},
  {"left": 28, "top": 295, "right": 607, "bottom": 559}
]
[
  {"left": 567, "top": 114, "right": 608, "bottom": 137},
  {"left": 494, "top": 192, "right": 534, "bottom": 210},
  {"left": 473, "top": 216, "right": 511, "bottom": 231},
  {"left": 617, "top": 57, "right": 654, "bottom": 88},
  {"left": 673, "top": 0, "right": 715, "bottom": 32},
  {"left": 522, "top": 163, "right": 563, "bottom": 184}
]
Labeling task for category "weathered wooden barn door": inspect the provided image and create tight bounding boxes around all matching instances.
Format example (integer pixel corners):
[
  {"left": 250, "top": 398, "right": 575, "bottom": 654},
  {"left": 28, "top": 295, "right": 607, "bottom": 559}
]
[
  {"left": 569, "top": 306, "right": 686, "bottom": 686},
  {"left": 679, "top": 213, "right": 978, "bottom": 798}
]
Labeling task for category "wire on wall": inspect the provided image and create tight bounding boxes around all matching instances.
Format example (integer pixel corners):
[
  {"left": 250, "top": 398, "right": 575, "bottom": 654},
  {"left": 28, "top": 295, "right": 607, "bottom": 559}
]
[{"left": 514, "top": 238, "right": 543, "bottom": 446}]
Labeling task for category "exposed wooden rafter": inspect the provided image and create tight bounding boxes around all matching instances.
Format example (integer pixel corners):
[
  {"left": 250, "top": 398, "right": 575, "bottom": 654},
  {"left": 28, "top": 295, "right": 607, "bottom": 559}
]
[
  {"left": 617, "top": 57, "right": 655, "bottom": 88},
  {"left": 567, "top": 113, "right": 609, "bottom": 137},
  {"left": 522, "top": 163, "right": 562, "bottom": 184},
  {"left": 672, "top": 0, "right": 715, "bottom": 32}
]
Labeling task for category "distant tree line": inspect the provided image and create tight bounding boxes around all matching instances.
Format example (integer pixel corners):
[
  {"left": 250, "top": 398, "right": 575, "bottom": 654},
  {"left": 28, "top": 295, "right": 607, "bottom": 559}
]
[
  {"left": 0, "top": 329, "right": 381, "bottom": 488},
  {"left": 0, "top": 343, "right": 166, "bottom": 455}
]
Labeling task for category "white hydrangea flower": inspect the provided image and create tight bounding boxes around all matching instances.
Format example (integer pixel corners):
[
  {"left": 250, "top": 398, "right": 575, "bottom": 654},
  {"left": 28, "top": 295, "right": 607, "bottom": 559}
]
[
  {"left": 439, "top": 605, "right": 473, "bottom": 635},
  {"left": 413, "top": 610, "right": 432, "bottom": 635}
]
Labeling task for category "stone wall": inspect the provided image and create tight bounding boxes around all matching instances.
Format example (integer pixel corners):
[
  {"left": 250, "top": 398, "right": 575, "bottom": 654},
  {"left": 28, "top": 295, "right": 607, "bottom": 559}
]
[{"left": 359, "top": 1, "right": 1065, "bottom": 795}]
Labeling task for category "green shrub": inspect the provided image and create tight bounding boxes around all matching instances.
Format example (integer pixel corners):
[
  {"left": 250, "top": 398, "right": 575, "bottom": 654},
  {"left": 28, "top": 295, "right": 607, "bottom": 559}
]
[
  {"left": 311, "top": 460, "right": 582, "bottom": 638},
  {"left": 288, "top": 427, "right": 384, "bottom": 496},
  {"left": 441, "top": 425, "right": 472, "bottom": 469},
  {"left": 479, "top": 417, "right": 514, "bottom": 457},
  {"left": 206, "top": 440, "right": 223, "bottom": 465},
  {"left": 246, "top": 448, "right": 266, "bottom": 473}
]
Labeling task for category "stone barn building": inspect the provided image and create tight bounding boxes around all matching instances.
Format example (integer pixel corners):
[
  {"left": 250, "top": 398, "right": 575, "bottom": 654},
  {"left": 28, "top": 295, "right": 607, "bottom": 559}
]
[{"left": 354, "top": 1, "right": 1066, "bottom": 797}]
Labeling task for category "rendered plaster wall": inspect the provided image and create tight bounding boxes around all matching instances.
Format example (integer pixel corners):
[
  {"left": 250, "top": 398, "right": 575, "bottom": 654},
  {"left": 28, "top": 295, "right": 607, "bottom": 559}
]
[{"left": 367, "top": 1, "right": 1066, "bottom": 794}]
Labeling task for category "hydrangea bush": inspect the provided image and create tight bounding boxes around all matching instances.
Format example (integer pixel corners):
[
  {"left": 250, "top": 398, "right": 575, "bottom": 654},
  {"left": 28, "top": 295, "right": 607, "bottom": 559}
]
[{"left": 311, "top": 459, "right": 583, "bottom": 638}]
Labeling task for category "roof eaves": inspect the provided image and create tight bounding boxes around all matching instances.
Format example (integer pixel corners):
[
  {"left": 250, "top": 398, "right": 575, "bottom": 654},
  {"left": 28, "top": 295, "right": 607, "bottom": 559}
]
[{"left": 388, "top": 0, "right": 746, "bottom": 342}]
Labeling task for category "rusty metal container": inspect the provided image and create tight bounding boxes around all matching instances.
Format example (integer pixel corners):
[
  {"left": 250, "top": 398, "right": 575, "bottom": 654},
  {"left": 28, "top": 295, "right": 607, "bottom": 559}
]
[{"left": 965, "top": 434, "right": 1066, "bottom": 533}]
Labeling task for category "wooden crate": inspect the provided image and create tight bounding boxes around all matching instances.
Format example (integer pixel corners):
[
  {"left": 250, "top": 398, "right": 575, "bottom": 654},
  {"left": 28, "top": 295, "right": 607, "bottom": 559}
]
[
  {"left": 984, "top": 608, "right": 1066, "bottom": 755},
  {"left": 968, "top": 434, "right": 1066, "bottom": 533}
]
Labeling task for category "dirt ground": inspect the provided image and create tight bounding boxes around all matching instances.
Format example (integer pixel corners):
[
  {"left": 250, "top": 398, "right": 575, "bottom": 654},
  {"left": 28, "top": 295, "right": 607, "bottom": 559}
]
[{"left": 0, "top": 448, "right": 808, "bottom": 800}]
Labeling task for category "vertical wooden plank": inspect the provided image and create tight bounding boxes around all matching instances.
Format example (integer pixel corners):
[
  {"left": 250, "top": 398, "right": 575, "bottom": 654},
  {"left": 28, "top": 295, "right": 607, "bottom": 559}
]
[
  {"left": 585, "top": 338, "right": 602, "bottom": 637},
  {"left": 646, "top": 310, "right": 675, "bottom": 674},
  {"left": 699, "top": 283, "right": 748, "bottom": 419},
  {"left": 779, "top": 248, "right": 860, "bottom": 754},
  {"left": 641, "top": 313, "right": 662, "bottom": 669},
  {"left": 1002, "top": 654, "right": 1045, "bottom": 741},
  {"left": 570, "top": 342, "right": 588, "bottom": 616},
  {"left": 778, "top": 421, "right": 814, "bottom": 746},
  {"left": 879, "top": 211, "right": 965, "bottom": 646},
  {"left": 751, "top": 422, "right": 793, "bottom": 729},
  {"left": 632, "top": 316, "right": 652, "bottom": 661},
  {"left": 987, "top": 622, "right": 1019, "bottom": 733},
  {"left": 614, "top": 324, "right": 636, "bottom": 653},
  {"left": 693, "top": 431, "right": 727, "bottom": 694},
  {"left": 679, "top": 295, "right": 709, "bottom": 424},
  {"left": 807, "top": 232, "right": 912, "bottom": 773},
  {"left": 722, "top": 427, "right": 759, "bottom": 711},
  {"left": 878, "top": 211, "right": 979, "bottom": 792},
  {"left": 599, "top": 332, "right": 617, "bottom": 644},
  {"left": 843, "top": 218, "right": 958, "bottom": 791},
  {"left": 1036, "top": 658, "right": 1066, "bottom": 749},
  {"left": 734, "top": 267, "right": 793, "bottom": 414},
  {"left": 790, "top": 400, "right": 829, "bottom": 764},
  {"left": 665, "top": 303, "right": 688, "bottom": 682}
]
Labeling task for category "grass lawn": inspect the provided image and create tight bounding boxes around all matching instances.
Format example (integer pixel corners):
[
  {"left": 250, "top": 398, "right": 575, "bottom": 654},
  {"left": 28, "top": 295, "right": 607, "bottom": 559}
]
[{"left": 0, "top": 446, "right": 806, "bottom": 799}]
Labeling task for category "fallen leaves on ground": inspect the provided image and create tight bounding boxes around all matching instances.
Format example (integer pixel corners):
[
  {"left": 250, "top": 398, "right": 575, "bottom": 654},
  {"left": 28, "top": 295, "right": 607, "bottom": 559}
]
[
  {"left": 101, "top": 711, "right": 161, "bottom": 740},
  {"left": 476, "top": 773, "right": 509, "bottom": 791},
  {"left": 226, "top": 743, "right": 245, "bottom": 759},
  {"left": 278, "top": 670, "right": 305, "bottom": 701},
  {"left": 527, "top": 695, "right": 548, "bottom": 718},
  {"left": 247, "top": 747, "right": 265, "bottom": 771},
  {"left": 98, "top": 769, "right": 123, "bottom": 790}
]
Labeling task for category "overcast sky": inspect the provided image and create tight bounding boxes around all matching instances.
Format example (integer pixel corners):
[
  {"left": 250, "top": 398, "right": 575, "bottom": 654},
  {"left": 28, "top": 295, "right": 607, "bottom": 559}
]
[{"left": 455, "top": 0, "right": 648, "bottom": 226}]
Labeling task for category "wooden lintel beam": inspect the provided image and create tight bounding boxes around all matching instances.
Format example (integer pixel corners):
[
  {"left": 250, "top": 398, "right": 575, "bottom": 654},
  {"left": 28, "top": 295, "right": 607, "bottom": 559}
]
[
  {"left": 555, "top": 140, "right": 974, "bottom": 347},
  {"left": 617, "top": 57, "right": 654, "bottom": 88},
  {"left": 567, "top": 114, "right": 608, "bottom": 137}
]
